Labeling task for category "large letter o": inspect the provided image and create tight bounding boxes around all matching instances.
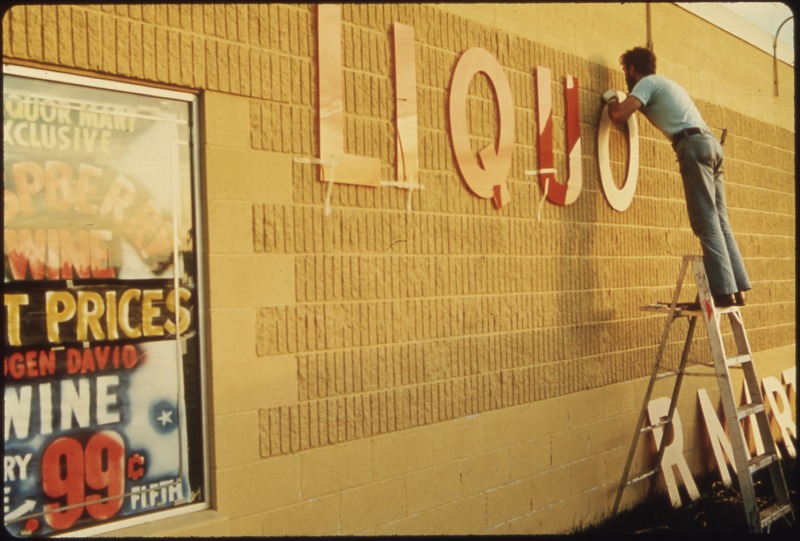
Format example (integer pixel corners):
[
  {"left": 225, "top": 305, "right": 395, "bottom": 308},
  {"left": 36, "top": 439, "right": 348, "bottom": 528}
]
[
  {"left": 448, "top": 48, "right": 514, "bottom": 208},
  {"left": 597, "top": 91, "right": 639, "bottom": 212}
]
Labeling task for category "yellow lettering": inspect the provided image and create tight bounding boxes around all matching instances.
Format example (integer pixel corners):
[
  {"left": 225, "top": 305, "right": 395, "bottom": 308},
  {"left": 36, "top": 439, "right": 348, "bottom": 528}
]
[
  {"left": 141, "top": 289, "right": 164, "bottom": 337},
  {"left": 4, "top": 294, "right": 29, "bottom": 346},
  {"left": 164, "top": 288, "right": 192, "bottom": 336},
  {"left": 76, "top": 290, "right": 105, "bottom": 342},
  {"left": 46, "top": 291, "right": 76, "bottom": 343},
  {"left": 118, "top": 289, "right": 142, "bottom": 339}
]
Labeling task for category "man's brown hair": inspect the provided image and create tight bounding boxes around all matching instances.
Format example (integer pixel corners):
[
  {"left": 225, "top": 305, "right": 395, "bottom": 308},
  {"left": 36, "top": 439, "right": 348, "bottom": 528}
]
[{"left": 620, "top": 47, "right": 656, "bottom": 75}]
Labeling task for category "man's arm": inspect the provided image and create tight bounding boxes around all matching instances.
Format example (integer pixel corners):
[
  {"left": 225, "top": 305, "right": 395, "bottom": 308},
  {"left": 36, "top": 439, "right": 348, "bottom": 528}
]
[{"left": 607, "top": 95, "right": 643, "bottom": 123}]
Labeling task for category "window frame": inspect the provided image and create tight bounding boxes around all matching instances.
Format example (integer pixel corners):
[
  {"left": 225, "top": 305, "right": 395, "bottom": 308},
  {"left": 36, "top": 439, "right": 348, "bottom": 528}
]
[{"left": 2, "top": 63, "right": 211, "bottom": 537}]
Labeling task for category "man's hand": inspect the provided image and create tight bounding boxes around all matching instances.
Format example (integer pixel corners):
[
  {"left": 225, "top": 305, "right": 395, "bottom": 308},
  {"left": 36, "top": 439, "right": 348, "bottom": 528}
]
[
  {"left": 602, "top": 90, "right": 620, "bottom": 104},
  {"left": 603, "top": 92, "right": 643, "bottom": 123}
]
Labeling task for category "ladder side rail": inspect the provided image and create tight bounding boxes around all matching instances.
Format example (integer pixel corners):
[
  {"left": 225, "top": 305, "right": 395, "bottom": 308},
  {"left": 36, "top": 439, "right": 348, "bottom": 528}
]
[
  {"left": 610, "top": 319, "right": 674, "bottom": 517},
  {"left": 711, "top": 337, "right": 761, "bottom": 530},
  {"left": 728, "top": 310, "right": 752, "bottom": 357},
  {"left": 731, "top": 311, "right": 793, "bottom": 510},
  {"left": 730, "top": 304, "right": 794, "bottom": 524},
  {"left": 690, "top": 260, "right": 761, "bottom": 531},
  {"left": 611, "top": 257, "right": 691, "bottom": 518}
]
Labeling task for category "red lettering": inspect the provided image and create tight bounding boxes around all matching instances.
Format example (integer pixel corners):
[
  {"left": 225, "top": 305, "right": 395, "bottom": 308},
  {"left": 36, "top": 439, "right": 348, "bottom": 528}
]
[
  {"left": 59, "top": 229, "right": 91, "bottom": 279},
  {"left": 81, "top": 348, "right": 97, "bottom": 374},
  {"left": 64, "top": 346, "right": 139, "bottom": 375},
  {"left": 122, "top": 345, "right": 137, "bottom": 369},
  {"left": 95, "top": 346, "right": 110, "bottom": 370},
  {"left": 3, "top": 350, "right": 57, "bottom": 380},
  {"left": 4, "top": 229, "right": 47, "bottom": 280},
  {"left": 4, "top": 352, "right": 26, "bottom": 378},
  {"left": 39, "top": 349, "right": 56, "bottom": 377},
  {"left": 3, "top": 228, "right": 115, "bottom": 280},
  {"left": 534, "top": 67, "right": 583, "bottom": 206},
  {"left": 66, "top": 349, "right": 82, "bottom": 375}
]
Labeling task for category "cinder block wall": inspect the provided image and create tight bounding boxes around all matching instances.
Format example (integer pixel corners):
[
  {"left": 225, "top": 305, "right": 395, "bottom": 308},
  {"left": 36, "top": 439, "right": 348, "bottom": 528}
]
[{"left": 3, "top": 3, "right": 794, "bottom": 536}]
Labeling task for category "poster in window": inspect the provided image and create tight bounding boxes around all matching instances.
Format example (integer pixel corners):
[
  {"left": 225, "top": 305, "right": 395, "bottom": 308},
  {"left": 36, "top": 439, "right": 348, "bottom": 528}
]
[{"left": 3, "top": 72, "right": 205, "bottom": 536}]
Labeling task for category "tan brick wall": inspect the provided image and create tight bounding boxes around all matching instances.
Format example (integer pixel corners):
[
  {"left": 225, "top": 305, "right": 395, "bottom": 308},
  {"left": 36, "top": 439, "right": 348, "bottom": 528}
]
[{"left": 4, "top": 3, "right": 795, "bottom": 536}]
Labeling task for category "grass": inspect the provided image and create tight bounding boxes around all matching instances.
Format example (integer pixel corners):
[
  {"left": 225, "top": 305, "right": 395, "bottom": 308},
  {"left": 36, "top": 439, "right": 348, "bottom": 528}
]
[{"left": 572, "top": 457, "right": 798, "bottom": 537}]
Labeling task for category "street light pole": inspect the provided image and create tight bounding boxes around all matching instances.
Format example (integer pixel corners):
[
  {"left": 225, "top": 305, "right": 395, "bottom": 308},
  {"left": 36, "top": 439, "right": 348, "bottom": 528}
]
[{"left": 773, "top": 16, "right": 793, "bottom": 97}]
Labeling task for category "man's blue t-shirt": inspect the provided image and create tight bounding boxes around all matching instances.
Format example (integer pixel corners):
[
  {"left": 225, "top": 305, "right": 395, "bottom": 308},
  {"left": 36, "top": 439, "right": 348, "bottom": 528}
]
[{"left": 630, "top": 74, "right": 709, "bottom": 139}]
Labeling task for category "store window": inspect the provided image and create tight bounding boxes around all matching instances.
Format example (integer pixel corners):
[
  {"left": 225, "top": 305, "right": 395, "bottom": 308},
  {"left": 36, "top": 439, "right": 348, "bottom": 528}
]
[{"left": 3, "top": 66, "right": 208, "bottom": 537}]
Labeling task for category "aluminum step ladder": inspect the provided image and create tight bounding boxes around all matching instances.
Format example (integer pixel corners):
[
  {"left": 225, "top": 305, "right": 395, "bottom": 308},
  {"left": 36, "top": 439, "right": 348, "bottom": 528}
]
[{"left": 610, "top": 255, "right": 794, "bottom": 533}]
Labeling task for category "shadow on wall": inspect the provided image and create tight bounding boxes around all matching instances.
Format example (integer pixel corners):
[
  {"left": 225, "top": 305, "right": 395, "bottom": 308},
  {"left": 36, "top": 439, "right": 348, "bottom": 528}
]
[{"left": 549, "top": 54, "right": 628, "bottom": 393}]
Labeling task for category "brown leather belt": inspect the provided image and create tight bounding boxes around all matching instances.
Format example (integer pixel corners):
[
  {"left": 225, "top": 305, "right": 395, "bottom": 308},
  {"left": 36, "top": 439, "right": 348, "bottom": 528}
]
[{"left": 671, "top": 127, "right": 703, "bottom": 149}]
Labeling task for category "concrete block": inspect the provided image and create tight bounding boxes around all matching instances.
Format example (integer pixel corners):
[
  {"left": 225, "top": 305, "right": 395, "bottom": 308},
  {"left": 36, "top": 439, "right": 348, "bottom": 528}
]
[
  {"left": 214, "top": 455, "right": 300, "bottom": 519},
  {"left": 204, "top": 146, "right": 294, "bottom": 204},
  {"left": 585, "top": 415, "right": 629, "bottom": 456},
  {"left": 528, "top": 396, "right": 571, "bottom": 438},
  {"left": 483, "top": 403, "right": 532, "bottom": 450},
  {"left": 213, "top": 355, "right": 296, "bottom": 415},
  {"left": 508, "top": 436, "right": 552, "bottom": 479},
  {"left": 299, "top": 439, "right": 372, "bottom": 498},
  {"left": 372, "top": 425, "right": 433, "bottom": 480},
  {"left": 260, "top": 495, "right": 340, "bottom": 536},
  {"left": 208, "top": 253, "right": 295, "bottom": 308},
  {"left": 431, "top": 414, "right": 485, "bottom": 465},
  {"left": 208, "top": 307, "right": 256, "bottom": 363},
  {"left": 567, "top": 457, "right": 605, "bottom": 497},
  {"left": 601, "top": 381, "right": 636, "bottom": 418},
  {"left": 406, "top": 462, "right": 462, "bottom": 514},
  {"left": 486, "top": 477, "right": 535, "bottom": 526},
  {"left": 425, "top": 494, "right": 488, "bottom": 534},
  {"left": 203, "top": 91, "right": 250, "bottom": 148},
  {"left": 206, "top": 199, "right": 254, "bottom": 254},
  {"left": 340, "top": 477, "right": 407, "bottom": 534},
  {"left": 530, "top": 468, "right": 571, "bottom": 510},
  {"left": 506, "top": 506, "right": 553, "bottom": 534},
  {"left": 460, "top": 448, "right": 510, "bottom": 497},
  {"left": 212, "top": 411, "right": 261, "bottom": 469}
]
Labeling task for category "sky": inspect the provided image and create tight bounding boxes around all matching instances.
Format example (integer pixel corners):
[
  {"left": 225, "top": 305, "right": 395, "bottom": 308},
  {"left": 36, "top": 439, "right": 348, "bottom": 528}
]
[{"left": 722, "top": 2, "right": 794, "bottom": 46}]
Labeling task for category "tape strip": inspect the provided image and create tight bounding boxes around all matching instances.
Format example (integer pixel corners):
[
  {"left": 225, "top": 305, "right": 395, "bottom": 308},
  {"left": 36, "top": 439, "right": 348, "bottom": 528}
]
[
  {"left": 293, "top": 157, "right": 338, "bottom": 215},
  {"left": 379, "top": 181, "right": 424, "bottom": 190},
  {"left": 406, "top": 172, "right": 414, "bottom": 213},
  {"left": 537, "top": 177, "right": 550, "bottom": 221},
  {"left": 524, "top": 168, "right": 558, "bottom": 176},
  {"left": 324, "top": 161, "right": 336, "bottom": 216},
  {"left": 524, "top": 169, "right": 556, "bottom": 221}
]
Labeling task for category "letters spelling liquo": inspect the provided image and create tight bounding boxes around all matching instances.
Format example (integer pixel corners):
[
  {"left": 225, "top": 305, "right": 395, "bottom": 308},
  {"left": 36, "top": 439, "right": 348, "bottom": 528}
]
[{"left": 317, "top": 4, "right": 636, "bottom": 211}]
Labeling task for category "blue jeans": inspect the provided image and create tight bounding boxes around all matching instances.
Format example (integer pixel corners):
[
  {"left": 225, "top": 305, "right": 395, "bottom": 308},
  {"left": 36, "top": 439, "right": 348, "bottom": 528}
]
[{"left": 676, "top": 133, "right": 751, "bottom": 296}]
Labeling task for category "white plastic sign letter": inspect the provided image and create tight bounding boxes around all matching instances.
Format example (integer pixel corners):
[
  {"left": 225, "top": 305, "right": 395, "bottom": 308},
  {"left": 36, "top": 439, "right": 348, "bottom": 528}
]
[
  {"left": 647, "top": 396, "right": 700, "bottom": 507},
  {"left": 597, "top": 90, "right": 639, "bottom": 211}
]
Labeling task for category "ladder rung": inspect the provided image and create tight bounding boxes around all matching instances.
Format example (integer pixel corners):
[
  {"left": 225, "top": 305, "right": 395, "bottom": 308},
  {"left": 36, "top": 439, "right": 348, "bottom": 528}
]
[
  {"left": 760, "top": 503, "right": 793, "bottom": 528},
  {"left": 640, "top": 418, "right": 670, "bottom": 433},
  {"left": 726, "top": 354, "right": 752, "bottom": 367},
  {"left": 639, "top": 303, "right": 700, "bottom": 317},
  {"left": 626, "top": 468, "right": 659, "bottom": 486},
  {"left": 737, "top": 402, "right": 765, "bottom": 420},
  {"left": 688, "top": 360, "right": 714, "bottom": 368},
  {"left": 748, "top": 452, "right": 778, "bottom": 474},
  {"left": 683, "top": 369, "right": 717, "bottom": 377},
  {"left": 655, "top": 370, "right": 677, "bottom": 380}
]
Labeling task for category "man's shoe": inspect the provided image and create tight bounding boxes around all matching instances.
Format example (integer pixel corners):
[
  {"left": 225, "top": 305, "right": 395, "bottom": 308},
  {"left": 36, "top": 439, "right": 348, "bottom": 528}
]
[
  {"left": 734, "top": 291, "right": 747, "bottom": 306},
  {"left": 713, "top": 293, "right": 736, "bottom": 308}
]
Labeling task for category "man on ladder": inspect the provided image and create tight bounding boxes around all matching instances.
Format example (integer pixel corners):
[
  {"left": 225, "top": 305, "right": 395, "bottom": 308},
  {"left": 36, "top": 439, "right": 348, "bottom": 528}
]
[
  {"left": 602, "top": 47, "right": 794, "bottom": 533},
  {"left": 603, "top": 46, "right": 750, "bottom": 308}
]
